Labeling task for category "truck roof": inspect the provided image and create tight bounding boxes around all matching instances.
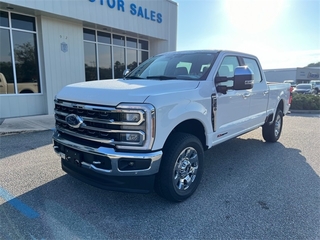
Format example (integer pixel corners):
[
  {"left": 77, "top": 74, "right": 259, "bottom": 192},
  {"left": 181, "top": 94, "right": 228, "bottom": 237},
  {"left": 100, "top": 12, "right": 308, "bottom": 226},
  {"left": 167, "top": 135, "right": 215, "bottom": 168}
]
[{"left": 156, "top": 50, "right": 258, "bottom": 59}]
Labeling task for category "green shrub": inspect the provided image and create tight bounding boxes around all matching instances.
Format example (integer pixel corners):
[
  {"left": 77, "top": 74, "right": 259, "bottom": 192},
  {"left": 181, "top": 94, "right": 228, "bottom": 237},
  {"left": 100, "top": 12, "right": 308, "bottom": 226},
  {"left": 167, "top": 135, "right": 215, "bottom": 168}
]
[{"left": 290, "top": 94, "right": 320, "bottom": 110}]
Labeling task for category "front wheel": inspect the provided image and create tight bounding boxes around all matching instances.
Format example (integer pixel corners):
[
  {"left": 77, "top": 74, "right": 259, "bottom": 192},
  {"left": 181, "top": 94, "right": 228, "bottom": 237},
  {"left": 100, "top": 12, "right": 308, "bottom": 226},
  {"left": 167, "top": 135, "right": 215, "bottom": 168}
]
[
  {"left": 155, "top": 132, "right": 204, "bottom": 202},
  {"left": 262, "top": 109, "right": 283, "bottom": 142}
]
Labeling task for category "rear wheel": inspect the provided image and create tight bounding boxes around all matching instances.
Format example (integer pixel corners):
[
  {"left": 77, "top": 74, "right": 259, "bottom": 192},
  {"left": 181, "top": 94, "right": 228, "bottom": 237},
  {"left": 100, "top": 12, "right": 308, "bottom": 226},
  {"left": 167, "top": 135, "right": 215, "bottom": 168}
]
[
  {"left": 262, "top": 109, "right": 283, "bottom": 142},
  {"left": 155, "top": 132, "right": 204, "bottom": 202}
]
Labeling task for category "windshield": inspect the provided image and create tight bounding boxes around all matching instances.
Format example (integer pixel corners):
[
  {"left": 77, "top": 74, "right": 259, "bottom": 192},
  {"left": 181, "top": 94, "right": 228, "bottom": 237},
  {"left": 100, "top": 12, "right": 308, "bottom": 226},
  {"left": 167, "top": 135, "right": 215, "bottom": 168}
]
[
  {"left": 296, "top": 84, "right": 311, "bottom": 89},
  {"left": 125, "top": 51, "right": 218, "bottom": 80}
]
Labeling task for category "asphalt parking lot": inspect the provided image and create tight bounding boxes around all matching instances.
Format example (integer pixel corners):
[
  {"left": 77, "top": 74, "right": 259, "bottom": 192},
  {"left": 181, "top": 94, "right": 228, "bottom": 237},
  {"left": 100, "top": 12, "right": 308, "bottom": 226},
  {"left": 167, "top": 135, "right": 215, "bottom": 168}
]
[{"left": 0, "top": 113, "right": 319, "bottom": 239}]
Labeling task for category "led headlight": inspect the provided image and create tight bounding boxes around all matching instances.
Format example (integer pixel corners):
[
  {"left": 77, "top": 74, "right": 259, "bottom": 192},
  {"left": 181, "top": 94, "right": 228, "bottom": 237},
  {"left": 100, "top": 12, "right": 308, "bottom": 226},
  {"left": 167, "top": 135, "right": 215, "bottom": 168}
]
[
  {"left": 116, "top": 103, "right": 155, "bottom": 150},
  {"left": 121, "top": 113, "right": 140, "bottom": 122}
]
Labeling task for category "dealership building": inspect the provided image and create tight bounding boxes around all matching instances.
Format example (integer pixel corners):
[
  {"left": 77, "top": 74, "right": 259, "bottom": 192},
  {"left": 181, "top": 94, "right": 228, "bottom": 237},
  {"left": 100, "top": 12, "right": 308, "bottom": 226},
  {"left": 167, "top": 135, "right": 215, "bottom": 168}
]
[
  {"left": 0, "top": 0, "right": 177, "bottom": 118},
  {"left": 264, "top": 67, "right": 320, "bottom": 84}
]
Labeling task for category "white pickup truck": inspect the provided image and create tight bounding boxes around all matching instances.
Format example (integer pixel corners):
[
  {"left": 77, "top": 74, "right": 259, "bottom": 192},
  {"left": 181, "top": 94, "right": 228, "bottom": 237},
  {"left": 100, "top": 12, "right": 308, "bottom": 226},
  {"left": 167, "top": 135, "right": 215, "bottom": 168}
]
[
  {"left": 0, "top": 73, "right": 38, "bottom": 94},
  {"left": 53, "top": 50, "right": 291, "bottom": 202}
]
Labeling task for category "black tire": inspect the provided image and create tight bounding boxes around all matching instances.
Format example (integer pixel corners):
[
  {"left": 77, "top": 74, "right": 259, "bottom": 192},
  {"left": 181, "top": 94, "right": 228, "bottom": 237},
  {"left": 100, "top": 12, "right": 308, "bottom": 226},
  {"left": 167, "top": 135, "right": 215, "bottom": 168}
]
[
  {"left": 155, "top": 132, "right": 204, "bottom": 202},
  {"left": 262, "top": 109, "right": 283, "bottom": 142}
]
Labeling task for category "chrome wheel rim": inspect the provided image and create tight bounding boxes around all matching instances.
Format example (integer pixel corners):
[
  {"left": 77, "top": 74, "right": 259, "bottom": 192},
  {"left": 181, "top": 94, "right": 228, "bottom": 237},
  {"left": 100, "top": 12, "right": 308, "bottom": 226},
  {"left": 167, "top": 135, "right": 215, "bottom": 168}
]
[
  {"left": 173, "top": 147, "right": 198, "bottom": 192},
  {"left": 274, "top": 114, "right": 282, "bottom": 137}
]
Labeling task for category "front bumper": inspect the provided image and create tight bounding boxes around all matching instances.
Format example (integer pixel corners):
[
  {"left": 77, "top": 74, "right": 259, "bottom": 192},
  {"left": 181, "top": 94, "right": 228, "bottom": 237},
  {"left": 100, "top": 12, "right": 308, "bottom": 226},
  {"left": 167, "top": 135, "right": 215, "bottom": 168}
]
[{"left": 52, "top": 131, "right": 162, "bottom": 192}]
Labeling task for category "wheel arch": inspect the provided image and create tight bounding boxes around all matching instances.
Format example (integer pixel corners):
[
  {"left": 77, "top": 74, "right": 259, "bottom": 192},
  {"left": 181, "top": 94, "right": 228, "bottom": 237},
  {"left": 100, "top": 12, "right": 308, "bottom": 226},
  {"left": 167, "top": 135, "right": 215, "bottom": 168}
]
[
  {"left": 265, "top": 99, "right": 284, "bottom": 124},
  {"left": 19, "top": 89, "right": 34, "bottom": 94},
  {"left": 166, "top": 119, "right": 207, "bottom": 151}
]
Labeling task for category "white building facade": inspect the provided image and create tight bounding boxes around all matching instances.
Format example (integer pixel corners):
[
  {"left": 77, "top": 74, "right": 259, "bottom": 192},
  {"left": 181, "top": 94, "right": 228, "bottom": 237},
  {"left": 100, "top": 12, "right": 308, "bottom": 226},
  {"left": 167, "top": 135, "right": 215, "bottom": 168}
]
[{"left": 0, "top": 0, "right": 178, "bottom": 118}]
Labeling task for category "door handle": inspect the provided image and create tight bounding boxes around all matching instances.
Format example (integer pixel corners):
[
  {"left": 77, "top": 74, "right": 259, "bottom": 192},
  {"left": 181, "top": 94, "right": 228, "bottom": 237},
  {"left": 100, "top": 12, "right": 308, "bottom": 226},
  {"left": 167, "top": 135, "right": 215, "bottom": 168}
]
[
  {"left": 264, "top": 91, "right": 269, "bottom": 95},
  {"left": 242, "top": 93, "right": 251, "bottom": 98}
]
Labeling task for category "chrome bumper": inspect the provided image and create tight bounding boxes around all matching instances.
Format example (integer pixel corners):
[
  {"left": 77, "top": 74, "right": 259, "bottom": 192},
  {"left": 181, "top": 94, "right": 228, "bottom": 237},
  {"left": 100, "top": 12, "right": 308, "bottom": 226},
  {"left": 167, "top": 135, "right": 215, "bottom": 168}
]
[{"left": 52, "top": 131, "right": 162, "bottom": 177}]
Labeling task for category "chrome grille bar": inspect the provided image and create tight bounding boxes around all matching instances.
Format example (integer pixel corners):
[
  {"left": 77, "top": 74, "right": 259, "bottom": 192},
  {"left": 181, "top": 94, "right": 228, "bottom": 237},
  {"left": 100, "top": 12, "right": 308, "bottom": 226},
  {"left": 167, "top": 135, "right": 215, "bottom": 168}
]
[{"left": 54, "top": 99, "right": 149, "bottom": 147}]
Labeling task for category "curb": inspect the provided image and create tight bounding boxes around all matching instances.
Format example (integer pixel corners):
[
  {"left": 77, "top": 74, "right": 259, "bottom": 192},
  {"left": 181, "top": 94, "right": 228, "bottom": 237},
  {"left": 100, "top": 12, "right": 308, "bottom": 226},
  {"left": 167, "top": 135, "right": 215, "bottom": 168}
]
[
  {"left": 289, "top": 110, "right": 320, "bottom": 114},
  {"left": 0, "top": 114, "right": 55, "bottom": 136}
]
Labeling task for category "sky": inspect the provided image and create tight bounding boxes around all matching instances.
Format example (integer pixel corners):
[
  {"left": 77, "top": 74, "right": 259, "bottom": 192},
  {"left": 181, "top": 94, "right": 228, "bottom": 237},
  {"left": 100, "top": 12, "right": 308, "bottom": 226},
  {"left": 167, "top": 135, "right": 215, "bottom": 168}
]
[{"left": 174, "top": 0, "right": 320, "bottom": 69}]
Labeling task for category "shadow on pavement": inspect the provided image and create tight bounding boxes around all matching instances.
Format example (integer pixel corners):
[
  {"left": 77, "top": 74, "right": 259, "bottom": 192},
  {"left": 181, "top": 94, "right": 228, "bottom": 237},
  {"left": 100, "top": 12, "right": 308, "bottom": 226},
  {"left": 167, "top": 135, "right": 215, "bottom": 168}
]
[
  {"left": 0, "top": 137, "right": 319, "bottom": 239},
  {"left": 0, "top": 130, "right": 53, "bottom": 159}
]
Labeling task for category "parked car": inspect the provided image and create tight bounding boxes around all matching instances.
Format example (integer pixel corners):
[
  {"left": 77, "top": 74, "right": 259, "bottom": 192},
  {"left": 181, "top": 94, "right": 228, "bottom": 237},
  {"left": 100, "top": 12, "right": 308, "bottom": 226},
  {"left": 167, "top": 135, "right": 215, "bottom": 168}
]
[
  {"left": 284, "top": 80, "right": 296, "bottom": 88},
  {"left": 310, "top": 80, "right": 320, "bottom": 94},
  {"left": 292, "top": 84, "right": 315, "bottom": 94}
]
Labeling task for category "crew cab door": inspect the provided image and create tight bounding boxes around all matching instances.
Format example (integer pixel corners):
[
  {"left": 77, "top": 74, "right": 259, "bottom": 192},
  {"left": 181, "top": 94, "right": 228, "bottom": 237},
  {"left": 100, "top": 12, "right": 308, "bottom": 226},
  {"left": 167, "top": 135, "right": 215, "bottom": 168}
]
[
  {"left": 242, "top": 57, "right": 269, "bottom": 127},
  {"left": 213, "top": 56, "right": 253, "bottom": 143}
]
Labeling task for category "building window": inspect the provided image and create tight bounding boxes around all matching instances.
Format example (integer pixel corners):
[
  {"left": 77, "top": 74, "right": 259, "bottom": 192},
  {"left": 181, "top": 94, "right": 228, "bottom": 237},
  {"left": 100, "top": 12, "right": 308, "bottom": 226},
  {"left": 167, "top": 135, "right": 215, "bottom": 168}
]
[
  {"left": 83, "top": 28, "right": 149, "bottom": 81},
  {"left": 0, "top": 11, "right": 40, "bottom": 94}
]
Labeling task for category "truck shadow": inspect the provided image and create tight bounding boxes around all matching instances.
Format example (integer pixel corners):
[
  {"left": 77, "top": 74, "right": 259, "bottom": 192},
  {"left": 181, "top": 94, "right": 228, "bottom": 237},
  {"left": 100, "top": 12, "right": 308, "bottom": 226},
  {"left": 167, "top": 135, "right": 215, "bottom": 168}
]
[
  {"left": 0, "top": 130, "right": 53, "bottom": 159},
  {"left": 0, "top": 137, "right": 319, "bottom": 239}
]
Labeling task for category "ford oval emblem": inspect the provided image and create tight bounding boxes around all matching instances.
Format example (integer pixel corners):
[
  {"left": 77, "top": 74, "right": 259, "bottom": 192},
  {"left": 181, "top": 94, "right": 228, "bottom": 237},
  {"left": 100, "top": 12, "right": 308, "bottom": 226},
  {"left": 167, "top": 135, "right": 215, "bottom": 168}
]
[{"left": 65, "top": 114, "right": 84, "bottom": 128}]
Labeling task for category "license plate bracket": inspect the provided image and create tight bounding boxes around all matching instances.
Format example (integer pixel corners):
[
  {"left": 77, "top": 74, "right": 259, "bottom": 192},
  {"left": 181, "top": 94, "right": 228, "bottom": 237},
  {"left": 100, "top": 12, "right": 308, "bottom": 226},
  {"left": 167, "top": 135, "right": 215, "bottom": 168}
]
[{"left": 65, "top": 148, "right": 82, "bottom": 167}]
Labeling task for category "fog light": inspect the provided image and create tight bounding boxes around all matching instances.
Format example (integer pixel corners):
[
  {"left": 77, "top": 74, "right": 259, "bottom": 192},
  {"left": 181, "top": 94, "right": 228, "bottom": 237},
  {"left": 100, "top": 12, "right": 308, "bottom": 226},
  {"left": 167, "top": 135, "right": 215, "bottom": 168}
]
[{"left": 120, "top": 133, "right": 140, "bottom": 142}]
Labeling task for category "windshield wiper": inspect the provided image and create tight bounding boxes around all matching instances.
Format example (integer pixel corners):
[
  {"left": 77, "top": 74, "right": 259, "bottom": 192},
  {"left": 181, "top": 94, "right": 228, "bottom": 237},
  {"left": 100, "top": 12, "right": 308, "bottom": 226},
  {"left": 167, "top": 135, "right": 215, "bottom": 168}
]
[
  {"left": 147, "top": 75, "right": 176, "bottom": 80},
  {"left": 124, "top": 76, "right": 143, "bottom": 79}
]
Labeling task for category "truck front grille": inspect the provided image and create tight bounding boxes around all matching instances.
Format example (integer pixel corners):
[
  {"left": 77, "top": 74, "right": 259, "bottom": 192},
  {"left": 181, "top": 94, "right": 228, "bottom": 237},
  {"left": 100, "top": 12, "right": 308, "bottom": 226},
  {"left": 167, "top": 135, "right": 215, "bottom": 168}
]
[{"left": 54, "top": 99, "right": 155, "bottom": 150}]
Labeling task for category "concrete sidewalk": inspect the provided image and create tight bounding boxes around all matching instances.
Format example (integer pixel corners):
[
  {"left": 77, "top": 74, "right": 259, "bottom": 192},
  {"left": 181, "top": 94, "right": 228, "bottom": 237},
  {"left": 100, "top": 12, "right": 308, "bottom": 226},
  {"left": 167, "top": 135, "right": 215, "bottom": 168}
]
[{"left": 0, "top": 114, "right": 55, "bottom": 135}]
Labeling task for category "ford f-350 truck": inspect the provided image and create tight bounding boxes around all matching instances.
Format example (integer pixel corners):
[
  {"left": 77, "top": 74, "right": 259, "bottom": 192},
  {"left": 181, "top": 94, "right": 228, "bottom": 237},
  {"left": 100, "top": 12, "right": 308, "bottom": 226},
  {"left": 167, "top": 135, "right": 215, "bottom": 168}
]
[{"left": 53, "top": 50, "right": 291, "bottom": 202}]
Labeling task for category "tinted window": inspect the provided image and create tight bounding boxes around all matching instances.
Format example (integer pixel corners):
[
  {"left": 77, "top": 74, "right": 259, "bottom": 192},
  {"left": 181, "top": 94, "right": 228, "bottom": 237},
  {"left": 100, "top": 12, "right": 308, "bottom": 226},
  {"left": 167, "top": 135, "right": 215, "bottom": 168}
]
[
  {"left": 84, "top": 42, "right": 97, "bottom": 81},
  {"left": 139, "top": 51, "right": 149, "bottom": 65},
  {"left": 13, "top": 30, "right": 40, "bottom": 92},
  {"left": 11, "top": 13, "right": 36, "bottom": 31},
  {"left": 127, "top": 49, "right": 137, "bottom": 70},
  {"left": 98, "top": 44, "right": 112, "bottom": 79},
  {"left": 113, "top": 46, "right": 125, "bottom": 78},
  {"left": 83, "top": 28, "right": 149, "bottom": 80},
  {"left": 139, "top": 40, "right": 148, "bottom": 50},
  {"left": 0, "top": 11, "right": 9, "bottom": 27},
  {"left": 83, "top": 28, "right": 96, "bottom": 41},
  {"left": 243, "top": 57, "right": 262, "bottom": 83},
  {"left": 113, "top": 35, "right": 125, "bottom": 46},
  {"left": 0, "top": 12, "right": 40, "bottom": 94},
  {"left": 0, "top": 29, "right": 14, "bottom": 93},
  {"left": 97, "top": 31, "right": 111, "bottom": 44},
  {"left": 127, "top": 37, "right": 137, "bottom": 48}
]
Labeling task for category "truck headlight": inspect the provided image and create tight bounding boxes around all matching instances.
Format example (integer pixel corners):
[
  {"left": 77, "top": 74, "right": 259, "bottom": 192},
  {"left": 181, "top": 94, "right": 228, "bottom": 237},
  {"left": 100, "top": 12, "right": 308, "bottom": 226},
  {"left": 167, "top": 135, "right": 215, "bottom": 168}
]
[
  {"left": 116, "top": 103, "right": 156, "bottom": 150},
  {"left": 120, "top": 113, "right": 140, "bottom": 122}
]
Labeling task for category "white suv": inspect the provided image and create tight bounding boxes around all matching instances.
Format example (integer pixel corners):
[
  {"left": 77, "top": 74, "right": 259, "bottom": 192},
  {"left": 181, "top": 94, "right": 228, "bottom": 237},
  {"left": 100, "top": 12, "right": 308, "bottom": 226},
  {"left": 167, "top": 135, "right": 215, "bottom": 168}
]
[{"left": 310, "top": 80, "right": 320, "bottom": 94}]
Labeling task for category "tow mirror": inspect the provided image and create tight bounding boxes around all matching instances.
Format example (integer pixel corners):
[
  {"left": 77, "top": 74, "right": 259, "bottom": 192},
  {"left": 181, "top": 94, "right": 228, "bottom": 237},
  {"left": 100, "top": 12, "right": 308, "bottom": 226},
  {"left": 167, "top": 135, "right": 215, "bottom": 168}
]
[
  {"left": 233, "top": 66, "right": 254, "bottom": 90},
  {"left": 123, "top": 69, "right": 130, "bottom": 77},
  {"left": 216, "top": 85, "right": 228, "bottom": 94}
]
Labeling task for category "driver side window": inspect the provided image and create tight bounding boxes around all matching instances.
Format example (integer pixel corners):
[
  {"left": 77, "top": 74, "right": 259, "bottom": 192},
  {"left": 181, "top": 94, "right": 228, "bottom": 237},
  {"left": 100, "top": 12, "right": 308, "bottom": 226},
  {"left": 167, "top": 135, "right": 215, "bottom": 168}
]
[{"left": 216, "top": 56, "right": 240, "bottom": 88}]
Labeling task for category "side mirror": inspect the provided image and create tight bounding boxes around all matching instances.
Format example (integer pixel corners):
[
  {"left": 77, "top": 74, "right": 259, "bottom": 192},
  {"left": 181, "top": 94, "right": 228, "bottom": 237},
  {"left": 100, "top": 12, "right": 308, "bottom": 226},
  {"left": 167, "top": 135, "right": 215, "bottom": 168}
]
[
  {"left": 215, "top": 76, "right": 228, "bottom": 84},
  {"left": 233, "top": 66, "right": 254, "bottom": 90},
  {"left": 216, "top": 85, "right": 228, "bottom": 94},
  {"left": 123, "top": 69, "right": 130, "bottom": 77}
]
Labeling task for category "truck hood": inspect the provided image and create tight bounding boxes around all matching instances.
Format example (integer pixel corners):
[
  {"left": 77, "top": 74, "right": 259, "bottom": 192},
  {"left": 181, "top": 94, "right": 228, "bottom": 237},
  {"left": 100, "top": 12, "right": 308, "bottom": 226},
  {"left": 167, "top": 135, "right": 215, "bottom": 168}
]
[{"left": 56, "top": 79, "right": 200, "bottom": 106}]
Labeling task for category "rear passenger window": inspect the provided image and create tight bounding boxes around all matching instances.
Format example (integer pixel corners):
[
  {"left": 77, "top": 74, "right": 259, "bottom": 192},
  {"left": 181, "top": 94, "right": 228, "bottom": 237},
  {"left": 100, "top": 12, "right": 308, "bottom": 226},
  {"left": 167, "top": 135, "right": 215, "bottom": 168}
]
[{"left": 243, "top": 58, "right": 262, "bottom": 83}]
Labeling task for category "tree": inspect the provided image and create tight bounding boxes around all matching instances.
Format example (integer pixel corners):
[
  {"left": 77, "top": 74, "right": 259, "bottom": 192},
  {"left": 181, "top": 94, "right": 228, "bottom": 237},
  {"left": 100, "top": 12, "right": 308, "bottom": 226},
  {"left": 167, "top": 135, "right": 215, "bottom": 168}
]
[
  {"left": 306, "top": 62, "right": 320, "bottom": 67},
  {"left": 14, "top": 42, "right": 39, "bottom": 83}
]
